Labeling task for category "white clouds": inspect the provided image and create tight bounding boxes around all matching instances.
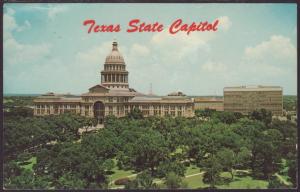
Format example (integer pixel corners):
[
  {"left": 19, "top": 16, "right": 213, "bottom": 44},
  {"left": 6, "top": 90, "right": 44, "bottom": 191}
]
[
  {"left": 4, "top": 8, "right": 50, "bottom": 67},
  {"left": 231, "top": 35, "right": 297, "bottom": 94},
  {"left": 48, "top": 6, "right": 68, "bottom": 20},
  {"left": 245, "top": 35, "right": 296, "bottom": 62},
  {"left": 4, "top": 38, "right": 51, "bottom": 66},
  {"left": 3, "top": 12, "right": 17, "bottom": 40},
  {"left": 130, "top": 44, "right": 150, "bottom": 57},
  {"left": 201, "top": 60, "right": 227, "bottom": 72},
  {"left": 217, "top": 16, "right": 232, "bottom": 31}
]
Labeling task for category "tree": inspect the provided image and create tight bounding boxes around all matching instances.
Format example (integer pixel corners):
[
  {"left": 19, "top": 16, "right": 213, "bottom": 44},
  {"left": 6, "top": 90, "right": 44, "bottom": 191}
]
[
  {"left": 235, "top": 147, "right": 251, "bottom": 169},
  {"left": 56, "top": 173, "right": 86, "bottom": 189},
  {"left": 286, "top": 155, "right": 297, "bottom": 187},
  {"left": 127, "top": 108, "right": 143, "bottom": 119},
  {"left": 195, "top": 108, "right": 215, "bottom": 118},
  {"left": 136, "top": 171, "right": 157, "bottom": 189},
  {"left": 164, "top": 172, "right": 187, "bottom": 189},
  {"left": 125, "top": 130, "right": 169, "bottom": 175},
  {"left": 201, "top": 154, "right": 223, "bottom": 188},
  {"left": 268, "top": 175, "right": 288, "bottom": 189},
  {"left": 4, "top": 166, "right": 50, "bottom": 189},
  {"left": 212, "top": 111, "right": 237, "bottom": 124},
  {"left": 156, "top": 160, "right": 186, "bottom": 178},
  {"left": 217, "top": 148, "right": 235, "bottom": 180},
  {"left": 249, "top": 109, "right": 272, "bottom": 126}
]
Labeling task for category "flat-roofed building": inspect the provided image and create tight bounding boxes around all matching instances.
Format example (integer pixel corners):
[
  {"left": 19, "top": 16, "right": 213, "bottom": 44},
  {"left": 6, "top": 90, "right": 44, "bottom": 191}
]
[
  {"left": 194, "top": 97, "right": 224, "bottom": 111},
  {"left": 223, "top": 85, "right": 283, "bottom": 116}
]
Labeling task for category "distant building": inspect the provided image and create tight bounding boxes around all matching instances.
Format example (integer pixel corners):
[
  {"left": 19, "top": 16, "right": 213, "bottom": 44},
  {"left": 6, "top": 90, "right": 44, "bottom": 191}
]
[
  {"left": 194, "top": 97, "right": 224, "bottom": 111},
  {"left": 33, "top": 41, "right": 194, "bottom": 121},
  {"left": 223, "top": 85, "right": 283, "bottom": 116}
]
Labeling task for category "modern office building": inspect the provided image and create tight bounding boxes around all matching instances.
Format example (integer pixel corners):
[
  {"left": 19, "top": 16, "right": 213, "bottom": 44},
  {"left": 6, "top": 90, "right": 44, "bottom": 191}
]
[{"left": 223, "top": 85, "right": 283, "bottom": 116}]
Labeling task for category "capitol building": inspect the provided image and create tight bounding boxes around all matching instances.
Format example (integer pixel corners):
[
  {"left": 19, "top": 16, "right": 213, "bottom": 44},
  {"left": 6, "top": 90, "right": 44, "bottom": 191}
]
[{"left": 33, "top": 41, "right": 195, "bottom": 121}]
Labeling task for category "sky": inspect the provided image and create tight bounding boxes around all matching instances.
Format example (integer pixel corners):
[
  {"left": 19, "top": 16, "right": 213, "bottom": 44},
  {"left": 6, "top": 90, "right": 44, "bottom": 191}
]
[{"left": 3, "top": 3, "right": 297, "bottom": 96}]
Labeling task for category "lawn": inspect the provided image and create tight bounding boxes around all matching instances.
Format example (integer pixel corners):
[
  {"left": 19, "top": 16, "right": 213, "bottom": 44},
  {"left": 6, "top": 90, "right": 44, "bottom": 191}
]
[
  {"left": 19, "top": 156, "right": 37, "bottom": 171},
  {"left": 184, "top": 172, "right": 208, "bottom": 189},
  {"left": 108, "top": 162, "right": 270, "bottom": 189},
  {"left": 216, "top": 172, "right": 268, "bottom": 189},
  {"left": 185, "top": 164, "right": 200, "bottom": 175}
]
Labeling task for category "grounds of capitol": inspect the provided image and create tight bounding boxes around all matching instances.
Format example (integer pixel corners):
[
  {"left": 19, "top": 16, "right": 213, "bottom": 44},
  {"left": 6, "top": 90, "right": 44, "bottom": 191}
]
[{"left": 83, "top": 19, "right": 219, "bottom": 35}]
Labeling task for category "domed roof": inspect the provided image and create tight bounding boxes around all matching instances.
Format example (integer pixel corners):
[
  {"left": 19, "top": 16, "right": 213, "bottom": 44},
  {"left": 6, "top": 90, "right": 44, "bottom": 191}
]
[{"left": 105, "top": 41, "right": 125, "bottom": 64}]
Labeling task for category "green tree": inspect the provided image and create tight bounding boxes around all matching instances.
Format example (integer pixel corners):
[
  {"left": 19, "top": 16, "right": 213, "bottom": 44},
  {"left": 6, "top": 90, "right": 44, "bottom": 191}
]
[
  {"left": 217, "top": 148, "right": 235, "bottom": 180},
  {"left": 56, "top": 173, "right": 86, "bottom": 189},
  {"left": 127, "top": 108, "right": 143, "bottom": 119},
  {"left": 156, "top": 160, "right": 186, "bottom": 178},
  {"left": 249, "top": 108, "right": 272, "bottom": 125},
  {"left": 164, "top": 171, "right": 187, "bottom": 189},
  {"left": 126, "top": 130, "right": 169, "bottom": 175},
  {"left": 201, "top": 154, "right": 223, "bottom": 188},
  {"left": 136, "top": 171, "right": 157, "bottom": 189}
]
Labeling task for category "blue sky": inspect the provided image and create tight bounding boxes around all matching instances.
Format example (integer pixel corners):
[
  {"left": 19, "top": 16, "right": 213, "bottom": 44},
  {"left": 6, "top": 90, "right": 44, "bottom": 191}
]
[{"left": 3, "top": 3, "right": 297, "bottom": 95}]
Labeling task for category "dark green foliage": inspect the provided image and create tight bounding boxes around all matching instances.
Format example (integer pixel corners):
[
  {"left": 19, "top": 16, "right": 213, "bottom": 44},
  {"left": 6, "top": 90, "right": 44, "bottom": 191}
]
[
  {"left": 135, "top": 171, "right": 158, "bottom": 189},
  {"left": 283, "top": 95, "right": 297, "bottom": 111},
  {"left": 249, "top": 108, "right": 272, "bottom": 125},
  {"left": 4, "top": 107, "right": 34, "bottom": 118},
  {"left": 268, "top": 176, "right": 288, "bottom": 189},
  {"left": 156, "top": 160, "right": 186, "bottom": 178},
  {"left": 201, "top": 155, "right": 223, "bottom": 188},
  {"left": 4, "top": 113, "right": 89, "bottom": 157},
  {"left": 195, "top": 108, "right": 216, "bottom": 118},
  {"left": 127, "top": 107, "right": 143, "bottom": 119},
  {"left": 164, "top": 172, "right": 187, "bottom": 189},
  {"left": 3, "top": 98, "right": 297, "bottom": 190}
]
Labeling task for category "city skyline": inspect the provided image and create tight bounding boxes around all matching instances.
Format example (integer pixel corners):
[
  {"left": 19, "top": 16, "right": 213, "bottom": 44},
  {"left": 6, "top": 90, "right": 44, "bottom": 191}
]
[{"left": 3, "top": 3, "right": 297, "bottom": 95}]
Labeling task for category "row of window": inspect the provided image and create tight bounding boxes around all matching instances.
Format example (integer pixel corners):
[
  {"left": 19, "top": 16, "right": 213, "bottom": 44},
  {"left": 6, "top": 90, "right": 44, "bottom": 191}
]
[
  {"left": 104, "top": 64, "right": 125, "bottom": 71},
  {"left": 102, "top": 74, "right": 128, "bottom": 83},
  {"left": 36, "top": 104, "right": 79, "bottom": 109}
]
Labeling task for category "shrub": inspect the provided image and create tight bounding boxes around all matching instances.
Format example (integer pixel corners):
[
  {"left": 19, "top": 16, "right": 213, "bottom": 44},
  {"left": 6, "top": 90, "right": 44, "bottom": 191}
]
[{"left": 114, "top": 177, "right": 131, "bottom": 185}]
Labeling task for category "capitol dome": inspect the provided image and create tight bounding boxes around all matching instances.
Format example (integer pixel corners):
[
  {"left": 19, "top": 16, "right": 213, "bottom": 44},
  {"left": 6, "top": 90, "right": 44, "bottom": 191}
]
[{"left": 105, "top": 41, "right": 125, "bottom": 64}]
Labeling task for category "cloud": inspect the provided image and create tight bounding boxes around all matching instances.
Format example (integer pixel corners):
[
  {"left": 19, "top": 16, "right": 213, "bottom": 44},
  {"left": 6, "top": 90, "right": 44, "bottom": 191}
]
[
  {"left": 245, "top": 35, "right": 296, "bottom": 62},
  {"left": 217, "top": 16, "right": 232, "bottom": 31},
  {"left": 4, "top": 8, "right": 31, "bottom": 39},
  {"left": 201, "top": 60, "right": 227, "bottom": 72},
  {"left": 130, "top": 44, "right": 150, "bottom": 57},
  {"left": 4, "top": 38, "right": 51, "bottom": 66},
  {"left": 48, "top": 6, "right": 68, "bottom": 20},
  {"left": 4, "top": 9, "right": 51, "bottom": 67}
]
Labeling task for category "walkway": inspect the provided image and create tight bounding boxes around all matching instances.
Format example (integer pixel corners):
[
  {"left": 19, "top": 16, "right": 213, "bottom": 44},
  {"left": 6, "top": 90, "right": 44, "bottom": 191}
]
[{"left": 78, "top": 124, "right": 104, "bottom": 135}]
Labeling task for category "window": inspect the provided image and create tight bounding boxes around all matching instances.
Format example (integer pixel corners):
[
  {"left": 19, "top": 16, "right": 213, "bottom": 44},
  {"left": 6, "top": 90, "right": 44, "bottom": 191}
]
[{"left": 177, "top": 111, "right": 182, "bottom": 116}]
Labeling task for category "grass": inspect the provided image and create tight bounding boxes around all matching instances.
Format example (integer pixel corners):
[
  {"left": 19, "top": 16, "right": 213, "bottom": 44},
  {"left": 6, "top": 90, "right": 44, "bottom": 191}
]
[
  {"left": 216, "top": 172, "right": 268, "bottom": 189},
  {"left": 108, "top": 162, "right": 270, "bottom": 189},
  {"left": 185, "top": 164, "right": 200, "bottom": 175},
  {"left": 184, "top": 172, "right": 208, "bottom": 189},
  {"left": 19, "top": 156, "right": 37, "bottom": 171}
]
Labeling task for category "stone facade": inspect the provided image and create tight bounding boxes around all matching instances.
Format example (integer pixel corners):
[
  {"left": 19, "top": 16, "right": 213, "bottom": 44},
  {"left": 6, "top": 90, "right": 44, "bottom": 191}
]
[
  {"left": 33, "top": 41, "right": 194, "bottom": 120},
  {"left": 223, "top": 85, "right": 283, "bottom": 116}
]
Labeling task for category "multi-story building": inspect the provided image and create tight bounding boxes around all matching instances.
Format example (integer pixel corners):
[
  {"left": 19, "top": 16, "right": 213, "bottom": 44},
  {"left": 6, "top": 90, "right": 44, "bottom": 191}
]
[
  {"left": 33, "top": 41, "right": 194, "bottom": 122},
  {"left": 223, "top": 85, "right": 283, "bottom": 116},
  {"left": 194, "top": 97, "right": 224, "bottom": 111}
]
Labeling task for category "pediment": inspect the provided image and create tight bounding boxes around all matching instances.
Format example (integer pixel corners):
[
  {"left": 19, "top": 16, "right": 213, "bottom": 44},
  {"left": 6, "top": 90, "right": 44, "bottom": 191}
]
[{"left": 88, "top": 84, "right": 109, "bottom": 93}]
